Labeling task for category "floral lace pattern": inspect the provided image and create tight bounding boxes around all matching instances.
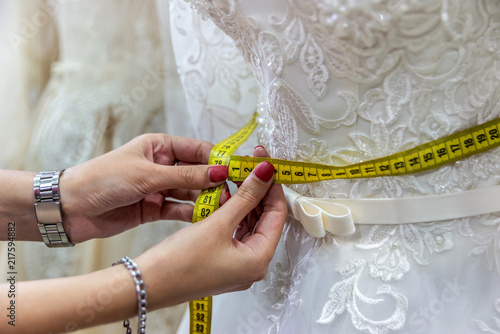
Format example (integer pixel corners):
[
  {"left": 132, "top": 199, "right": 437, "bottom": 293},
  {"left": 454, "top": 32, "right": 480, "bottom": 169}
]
[
  {"left": 181, "top": 0, "right": 500, "bottom": 333},
  {"left": 169, "top": 0, "right": 258, "bottom": 145},
  {"left": 473, "top": 299, "right": 500, "bottom": 334}
]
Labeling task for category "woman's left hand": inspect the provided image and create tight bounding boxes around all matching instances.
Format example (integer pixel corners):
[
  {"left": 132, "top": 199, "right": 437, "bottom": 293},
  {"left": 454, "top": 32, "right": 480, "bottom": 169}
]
[{"left": 60, "top": 134, "right": 231, "bottom": 243}]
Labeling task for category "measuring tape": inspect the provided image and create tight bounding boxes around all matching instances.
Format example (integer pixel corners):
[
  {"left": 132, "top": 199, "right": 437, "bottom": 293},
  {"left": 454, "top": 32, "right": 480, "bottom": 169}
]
[
  {"left": 189, "top": 113, "right": 258, "bottom": 334},
  {"left": 226, "top": 116, "right": 500, "bottom": 183},
  {"left": 189, "top": 112, "right": 500, "bottom": 333}
]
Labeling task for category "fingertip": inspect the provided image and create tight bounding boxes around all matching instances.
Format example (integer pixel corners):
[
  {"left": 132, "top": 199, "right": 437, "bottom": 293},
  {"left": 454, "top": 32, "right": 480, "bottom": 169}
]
[
  {"left": 253, "top": 161, "right": 275, "bottom": 183},
  {"left": 209, "top": 165, "right": 229, "bottom": 183},
  {"left": 253, "top": 145, "right": 270, "bottom": 158}
]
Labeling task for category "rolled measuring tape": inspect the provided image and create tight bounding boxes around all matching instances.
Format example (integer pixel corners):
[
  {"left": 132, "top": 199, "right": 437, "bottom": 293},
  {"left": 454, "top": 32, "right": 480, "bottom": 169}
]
[{"left": 189, "top": 112, "right": 500, "bottom": 334}]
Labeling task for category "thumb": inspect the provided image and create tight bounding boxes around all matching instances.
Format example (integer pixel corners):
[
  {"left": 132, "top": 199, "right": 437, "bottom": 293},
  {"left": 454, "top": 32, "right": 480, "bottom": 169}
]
[
  {"left": 214, "top": 161, "right": 275, "bottom": 231},
  {"left": 145, "top": 164, "right": 229, "bottom": 192}
]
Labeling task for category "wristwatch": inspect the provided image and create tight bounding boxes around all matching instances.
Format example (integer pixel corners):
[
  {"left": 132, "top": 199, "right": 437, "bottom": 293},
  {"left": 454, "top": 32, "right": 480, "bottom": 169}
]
[{"left": 34, "top": 170, "right": 74, "bottom": 247}]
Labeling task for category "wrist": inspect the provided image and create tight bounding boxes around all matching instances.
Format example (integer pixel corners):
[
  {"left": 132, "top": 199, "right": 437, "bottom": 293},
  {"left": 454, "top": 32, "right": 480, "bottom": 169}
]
[
  {"left": 134, "top": 240, "right": 200, "bottom": 310},
  {"left": 0, "top": 170, "right": 40, "bottom": 241},
  {"left": 57, "top": 166, "right": 80, "bottom": 236}
]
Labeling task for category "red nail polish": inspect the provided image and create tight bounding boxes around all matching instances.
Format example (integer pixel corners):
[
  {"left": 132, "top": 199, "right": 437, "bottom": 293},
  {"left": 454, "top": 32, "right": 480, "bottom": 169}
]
[
  {"left": 209, "top": 165, "right": 228, "bottom": 182},
  {"left": 254, "top": 161, "right": 275, "bottom": 182},
  {"left": 254, "top": 145, "right": 265, "bottom": 150},
  {"left": 220, "top": 189, "right": 231, "bottom": 206}
]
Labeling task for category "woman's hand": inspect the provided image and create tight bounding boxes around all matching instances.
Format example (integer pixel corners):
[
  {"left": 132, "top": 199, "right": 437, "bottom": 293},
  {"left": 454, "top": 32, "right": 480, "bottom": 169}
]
[
  {"left": 0, "top": 146, "right": 287, "bottom": 334},
  {"left": 136, "top": 146, "right": 287, "bottom": 308},
  {"left": 60, "top": 133, "right": 231, "bottom": 243}
]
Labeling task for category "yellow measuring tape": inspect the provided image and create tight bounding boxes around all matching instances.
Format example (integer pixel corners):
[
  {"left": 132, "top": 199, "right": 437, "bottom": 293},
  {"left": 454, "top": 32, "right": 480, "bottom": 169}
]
[
  {"left": 189, "top": 113, "right": 258, "bottom": 334},
  {"left": 189, "top": 112, "right": 500, "bottom": 333}
]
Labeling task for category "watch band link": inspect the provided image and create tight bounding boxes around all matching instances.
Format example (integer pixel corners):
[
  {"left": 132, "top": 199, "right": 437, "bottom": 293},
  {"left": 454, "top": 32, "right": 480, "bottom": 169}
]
[{"left": 34, "top": 170, "right": 74, "bottom": 247}]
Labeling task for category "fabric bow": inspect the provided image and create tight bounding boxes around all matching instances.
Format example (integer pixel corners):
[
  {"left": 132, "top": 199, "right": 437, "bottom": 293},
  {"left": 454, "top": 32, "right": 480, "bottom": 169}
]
[{"left": 283, "top": 187, "right": 355, "bottom": 238}]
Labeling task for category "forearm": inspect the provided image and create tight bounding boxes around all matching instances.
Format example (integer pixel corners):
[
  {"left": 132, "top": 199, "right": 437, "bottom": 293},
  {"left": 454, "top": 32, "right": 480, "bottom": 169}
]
[
  {"left": 0, "top": 265, "right": 137, "bottom": 333},
  {"left": 0, "top": 170, "right": 40, "bottom": 241}
]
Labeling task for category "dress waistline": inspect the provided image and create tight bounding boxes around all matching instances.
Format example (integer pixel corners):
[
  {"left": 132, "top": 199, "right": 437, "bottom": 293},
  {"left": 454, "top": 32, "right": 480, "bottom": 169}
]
[{"left": 284, "top": 185, "right": 500, "bottom": 237}]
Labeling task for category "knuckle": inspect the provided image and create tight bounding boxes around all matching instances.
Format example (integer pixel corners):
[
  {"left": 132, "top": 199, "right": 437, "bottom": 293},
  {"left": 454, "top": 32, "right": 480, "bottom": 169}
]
[
  {"left": 197, "top": 141, "right": 213, "bottom": 163},
  {"left": 136, "top": 133, "right": 156, "bottom": 143},
  {"left": 236, "top": 184, "right": 262, "bottom": 205},
  {"left": 178, "top": 167, "right": 196, "bottom": 186}
]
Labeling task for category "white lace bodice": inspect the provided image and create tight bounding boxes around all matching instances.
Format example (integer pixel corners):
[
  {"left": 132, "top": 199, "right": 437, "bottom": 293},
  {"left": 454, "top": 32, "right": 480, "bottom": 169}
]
[
  {"left": 170, "top": 1, "right": 500, "bottom": 333},
  {"left": 184, "top": 0, "right": 500, "bottom": 198}
]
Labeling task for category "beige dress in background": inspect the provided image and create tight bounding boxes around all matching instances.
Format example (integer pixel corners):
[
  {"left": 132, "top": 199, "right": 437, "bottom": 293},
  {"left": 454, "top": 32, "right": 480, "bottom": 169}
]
[{"left": 1, "top": 1, "right": 187, "bottom": 333}]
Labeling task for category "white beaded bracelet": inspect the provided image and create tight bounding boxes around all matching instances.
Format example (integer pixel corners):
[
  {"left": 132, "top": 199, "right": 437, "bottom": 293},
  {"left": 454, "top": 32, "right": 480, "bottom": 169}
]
[{"left": 112, "top": 256, "right": 147, "bottom": 334}]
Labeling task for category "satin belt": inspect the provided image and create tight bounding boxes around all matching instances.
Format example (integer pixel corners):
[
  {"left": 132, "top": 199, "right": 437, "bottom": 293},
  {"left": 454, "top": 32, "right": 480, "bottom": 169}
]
[{"left": 284, "top": 185, "right": 500, "bottom": 238}]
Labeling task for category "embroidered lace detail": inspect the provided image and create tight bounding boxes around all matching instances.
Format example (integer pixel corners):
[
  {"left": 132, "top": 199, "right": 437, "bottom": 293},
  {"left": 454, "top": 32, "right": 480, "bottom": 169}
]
[
  {"left": 358, "top": 223, "right": 454, "bottom": 281},
  {"left": 313, "top": 221, "right": 453, "bottom": 333},
  {"left": 318, "top": 260, "right": 408, "bottom": 334},
  {"left": 171, "top": 0, "right": 258, "bottom": 143},
  {"left": 182, "top": 0, "right": 500, "bottom": 332},
  {"left": 460, "top": 213, "right": 500, "bottom": 275},
  {"left": 259, "top": 221, "right": 324, "bottom": 333},
  {"left": 473, "top": 299, "right": 500, "bottom": 334}
]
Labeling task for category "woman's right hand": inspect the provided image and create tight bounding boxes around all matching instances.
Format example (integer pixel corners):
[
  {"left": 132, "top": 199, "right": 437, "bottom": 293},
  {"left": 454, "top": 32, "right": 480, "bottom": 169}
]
[{"left": 135, "top": 146, "right": 287, "bottom": 309}]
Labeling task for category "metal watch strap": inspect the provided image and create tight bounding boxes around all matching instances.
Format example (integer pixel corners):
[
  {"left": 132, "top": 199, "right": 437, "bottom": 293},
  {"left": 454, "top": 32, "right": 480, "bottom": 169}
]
[{"left": 34, "top": 170, "right": 74, "bottom": 247}]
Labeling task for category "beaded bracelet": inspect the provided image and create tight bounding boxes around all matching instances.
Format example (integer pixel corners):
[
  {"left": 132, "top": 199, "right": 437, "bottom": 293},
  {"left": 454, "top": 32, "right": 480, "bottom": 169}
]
[{"left": 112, "top": 256, "right": 147, "bottom": 334}]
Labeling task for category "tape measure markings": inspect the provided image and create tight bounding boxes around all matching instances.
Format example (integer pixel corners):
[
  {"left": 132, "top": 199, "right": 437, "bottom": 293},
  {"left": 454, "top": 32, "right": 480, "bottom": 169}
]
[
  {"left": 189, "top": 296, "right": 212, "bottom": 334},
  {"left": 227, "top": 116, "right": 500, "bottom": 183},
  {"left": 209, "top": 113, "right": 258, "bottom": 166},
  {"left": 189, "top": 113, "right": 259, "bottom": 334},
  {"left": 189, "top": 111, "right": 500, "bottom": 334}
]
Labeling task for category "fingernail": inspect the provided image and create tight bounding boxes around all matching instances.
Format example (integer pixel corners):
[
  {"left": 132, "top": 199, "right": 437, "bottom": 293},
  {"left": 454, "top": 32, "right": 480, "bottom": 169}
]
[
  {"left": 254, "top": 145, "right": 265, "bottom": 150},
  {"left": 209, "top": 165, "right": 228, "bottom": 182},
  {"left": 225, "top": 189, "right": 232, "bottom": 199},
  {"left": 254, "top": 161, "right": 275, "bottom": 182}
]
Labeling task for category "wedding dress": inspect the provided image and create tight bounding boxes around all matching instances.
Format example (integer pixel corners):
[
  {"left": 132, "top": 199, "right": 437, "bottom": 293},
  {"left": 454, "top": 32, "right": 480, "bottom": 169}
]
[
  {"left": 164, "top": 0, "right": 500, "bottom": 333},
  {"left": 2, "top": 1, "right": 500, "bottom": 333}
]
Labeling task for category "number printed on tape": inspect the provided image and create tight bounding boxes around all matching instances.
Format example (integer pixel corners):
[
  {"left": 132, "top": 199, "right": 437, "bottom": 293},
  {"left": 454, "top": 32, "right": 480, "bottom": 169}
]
[
  {"left": 226, "top": 116, "right": 500, "bottom": 183},
  {"left": 189, "top": 112, "right": 500, "bottom": 334}
]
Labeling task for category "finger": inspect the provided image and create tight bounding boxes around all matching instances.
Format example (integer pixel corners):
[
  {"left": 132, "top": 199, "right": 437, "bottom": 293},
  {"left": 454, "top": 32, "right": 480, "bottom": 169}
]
[
  {"left": 159, "top": 200, "right": 195, "bottom": 222},
  {"left": 175, "top": 161, "right": 203, "bottom": 166},
  {"left": 166, "top": 135, "right": 214, "bottom": 164},
  {"left": 147, "top": 164, "right": 228, "bottom": 193},
  {"left": 212, "top": 161, "right": 275, "bottom": 233},
  {"left": 129, "top": 134, "right": 213, "bottom": 166},
  {"left": 139, "top": 134, "right": 213, "bottom": 165},
  {"left": 241, "top": 145, "right": 286, "bottom": 254},
  {"left": 227, "top": 146, "right": 264, "bottom": 190},
  {"left": 253, "top": 145, "right": 269, "bottom": 158},
  {"left": 163, "top": 189, "right": 200, "bottom": 202},
  {"left": 247, "top": 209, "right": 260, "bottom": 232},
  {"left": 234, "top": 222, "right": 251, "bottom": 240},
  {"left": 219, "top": 183, "right": 231, "bottom": 206},
  {"left": 140, "top": 194, "right": 195, "bottom": 223},
  {"left": 242, "top": 179, "right": 287, "bottom": 258}
]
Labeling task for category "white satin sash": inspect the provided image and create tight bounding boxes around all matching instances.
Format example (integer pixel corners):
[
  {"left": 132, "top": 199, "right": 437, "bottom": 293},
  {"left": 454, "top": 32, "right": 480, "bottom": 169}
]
[{"left": 284, "top": 185, "right": 500, "bottom": 237}]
